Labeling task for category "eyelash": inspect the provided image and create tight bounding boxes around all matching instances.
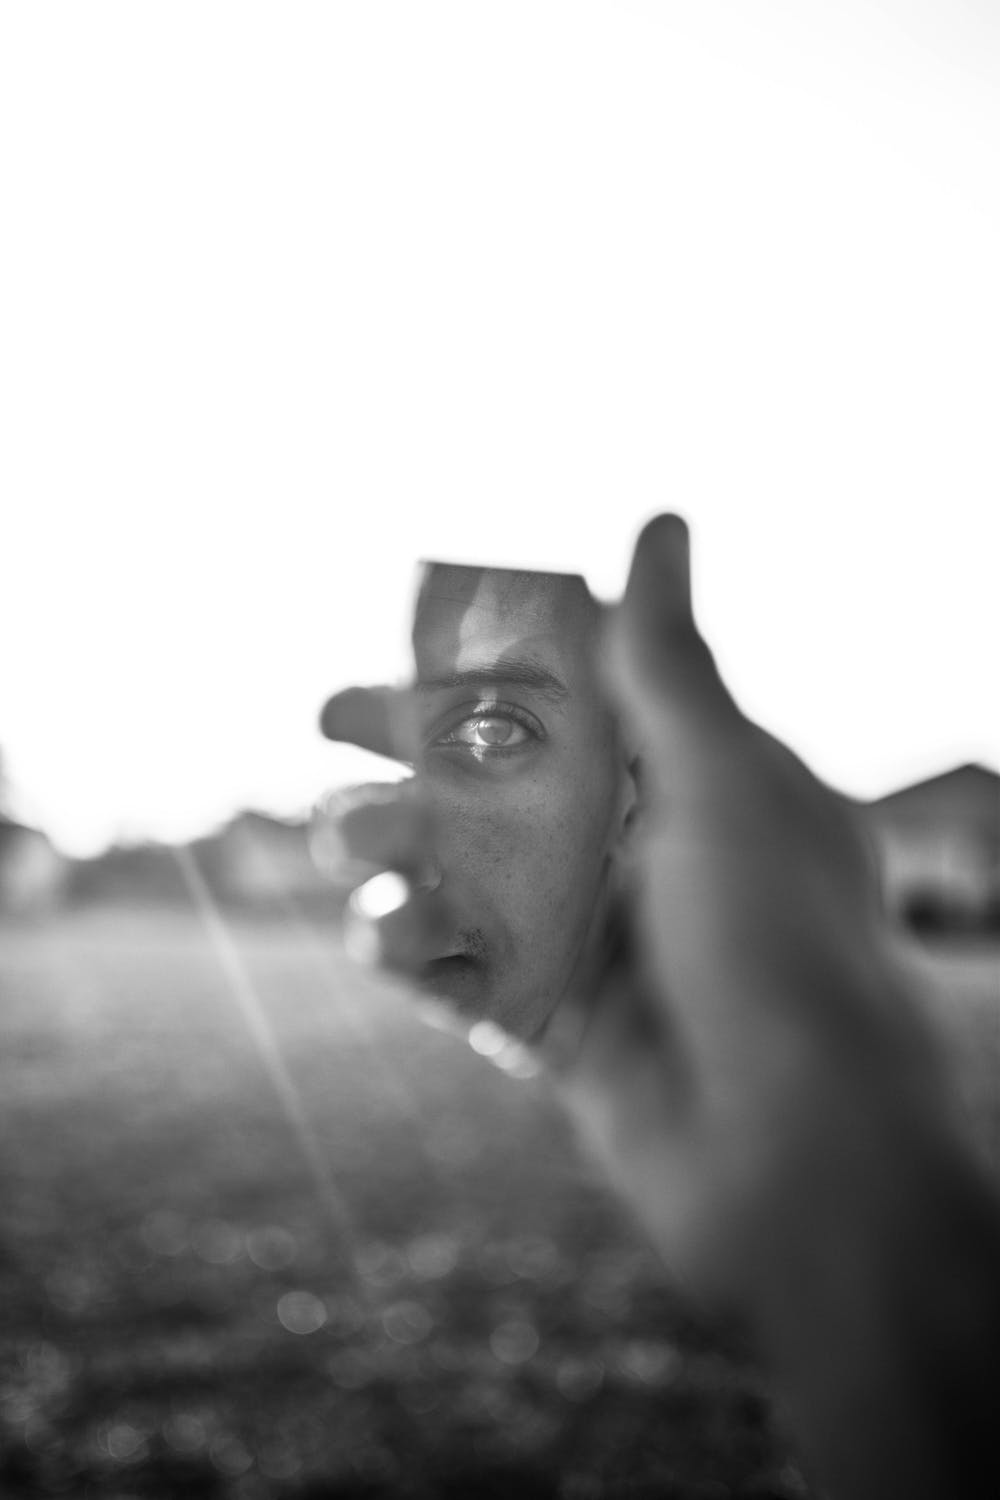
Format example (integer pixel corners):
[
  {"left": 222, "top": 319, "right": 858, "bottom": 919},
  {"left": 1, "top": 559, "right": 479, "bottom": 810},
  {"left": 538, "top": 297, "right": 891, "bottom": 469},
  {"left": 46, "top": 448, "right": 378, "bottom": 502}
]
[{"left": 431, "top": 700, "right": 544, "bottom": 755}]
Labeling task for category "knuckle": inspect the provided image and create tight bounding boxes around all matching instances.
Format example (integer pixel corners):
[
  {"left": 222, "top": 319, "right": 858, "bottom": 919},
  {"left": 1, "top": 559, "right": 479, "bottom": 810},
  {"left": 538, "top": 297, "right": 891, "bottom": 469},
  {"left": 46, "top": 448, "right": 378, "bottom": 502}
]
[{"left": 312, "top": 783, "right": 422, "bottom": 861}]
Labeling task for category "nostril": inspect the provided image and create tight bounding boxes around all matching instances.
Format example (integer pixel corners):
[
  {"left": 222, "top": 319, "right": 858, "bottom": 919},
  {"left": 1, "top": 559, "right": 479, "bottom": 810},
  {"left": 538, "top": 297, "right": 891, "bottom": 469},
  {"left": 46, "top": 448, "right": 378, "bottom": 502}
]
[{"left": 412, "top": 862, "right": 442, "bottom": 894}]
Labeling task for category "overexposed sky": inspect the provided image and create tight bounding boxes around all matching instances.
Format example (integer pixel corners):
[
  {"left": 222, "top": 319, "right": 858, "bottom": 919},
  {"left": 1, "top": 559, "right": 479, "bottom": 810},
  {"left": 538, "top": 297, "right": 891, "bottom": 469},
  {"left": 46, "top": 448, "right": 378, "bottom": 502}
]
[{"left": 2, "top": 1, "right": 997, "bottom": 855}]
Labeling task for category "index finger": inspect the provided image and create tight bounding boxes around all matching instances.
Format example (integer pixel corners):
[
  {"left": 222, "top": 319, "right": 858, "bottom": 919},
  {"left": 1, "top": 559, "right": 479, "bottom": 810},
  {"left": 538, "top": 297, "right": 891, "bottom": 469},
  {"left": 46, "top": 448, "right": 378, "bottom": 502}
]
[{"left": 318, "top": 684, "right": 419, "bottom": 763}]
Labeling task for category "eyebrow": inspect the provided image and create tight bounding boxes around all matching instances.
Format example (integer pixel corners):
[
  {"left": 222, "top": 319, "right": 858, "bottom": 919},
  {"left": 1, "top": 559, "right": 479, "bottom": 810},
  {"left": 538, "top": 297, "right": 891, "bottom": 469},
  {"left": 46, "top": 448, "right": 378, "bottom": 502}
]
[{"left": 416, "top": 658, "right": 569, "bottom": 703}]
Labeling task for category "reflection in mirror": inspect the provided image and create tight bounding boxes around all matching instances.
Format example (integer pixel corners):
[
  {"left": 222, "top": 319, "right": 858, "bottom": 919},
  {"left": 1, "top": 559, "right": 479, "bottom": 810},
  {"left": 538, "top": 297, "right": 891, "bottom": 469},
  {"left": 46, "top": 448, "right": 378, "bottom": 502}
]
[{"left": 410, "top": 563, "right": 638, "bottom": 1041}]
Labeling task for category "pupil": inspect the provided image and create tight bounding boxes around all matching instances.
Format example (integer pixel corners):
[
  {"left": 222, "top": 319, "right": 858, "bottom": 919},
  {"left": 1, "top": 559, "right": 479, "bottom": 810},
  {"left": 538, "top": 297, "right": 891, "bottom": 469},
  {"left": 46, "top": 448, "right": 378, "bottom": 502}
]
[{"left": 477, "top": 716, "right": 513, "bottom": 745}]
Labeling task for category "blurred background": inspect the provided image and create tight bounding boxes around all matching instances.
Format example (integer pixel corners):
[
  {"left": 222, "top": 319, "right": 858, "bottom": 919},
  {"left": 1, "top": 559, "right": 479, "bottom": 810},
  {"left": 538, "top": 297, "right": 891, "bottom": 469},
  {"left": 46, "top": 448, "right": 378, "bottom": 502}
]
[{"left": 1, "top": 2, "right": 998, "bottom": 1496}]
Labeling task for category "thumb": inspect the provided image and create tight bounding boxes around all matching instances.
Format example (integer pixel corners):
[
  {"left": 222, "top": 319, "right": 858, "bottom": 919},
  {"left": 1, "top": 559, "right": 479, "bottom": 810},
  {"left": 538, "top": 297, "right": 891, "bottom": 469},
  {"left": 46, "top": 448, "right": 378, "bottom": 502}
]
[{"left": 603, "top": 514, "right": 740, "bottom": 753}]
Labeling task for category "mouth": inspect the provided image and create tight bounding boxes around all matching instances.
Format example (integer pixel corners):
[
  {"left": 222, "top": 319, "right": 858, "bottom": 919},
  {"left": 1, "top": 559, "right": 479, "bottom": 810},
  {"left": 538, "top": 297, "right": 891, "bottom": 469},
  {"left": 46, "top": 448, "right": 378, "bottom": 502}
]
[
  {"left": 422, "top": 952, "right": 477, "bottom": 979},
  {"left": 419, "top": 952, "right": 487, "bottom": 1011}
]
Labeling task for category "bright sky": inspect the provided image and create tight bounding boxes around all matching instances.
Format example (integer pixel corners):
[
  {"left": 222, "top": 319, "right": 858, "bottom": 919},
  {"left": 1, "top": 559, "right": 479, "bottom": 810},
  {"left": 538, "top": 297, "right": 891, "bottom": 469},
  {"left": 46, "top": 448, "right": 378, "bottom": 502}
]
[{"left": 2, "top": 1, "right": 997, "bottom": 855}]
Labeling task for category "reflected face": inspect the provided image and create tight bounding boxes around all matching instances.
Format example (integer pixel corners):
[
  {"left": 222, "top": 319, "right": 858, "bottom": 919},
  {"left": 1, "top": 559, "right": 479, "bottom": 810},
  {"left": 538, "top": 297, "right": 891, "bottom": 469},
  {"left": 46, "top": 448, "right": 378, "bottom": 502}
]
[{"left": 412, "top": 564, "right": 634, "bottom": 1039}]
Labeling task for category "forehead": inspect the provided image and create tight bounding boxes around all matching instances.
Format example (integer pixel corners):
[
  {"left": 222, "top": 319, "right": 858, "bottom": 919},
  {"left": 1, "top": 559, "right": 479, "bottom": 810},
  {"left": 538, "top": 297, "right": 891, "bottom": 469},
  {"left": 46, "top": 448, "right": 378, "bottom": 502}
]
[{"left": 412, "top": 564, "right": 599, "bottom": 683}]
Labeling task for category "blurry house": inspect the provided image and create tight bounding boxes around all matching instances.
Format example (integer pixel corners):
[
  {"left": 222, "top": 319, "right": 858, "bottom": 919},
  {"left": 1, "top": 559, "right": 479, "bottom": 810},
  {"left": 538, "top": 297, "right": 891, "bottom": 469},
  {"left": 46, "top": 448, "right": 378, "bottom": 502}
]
[
  {"left": 64, "top": 813, "right": 332, "bottom": 913},
  {"left": 0, "top": 815, "right": 68, "bottom": 917},
  {"left": 192, "top": 810, "right": 327, "bottom": 908},
  {"left": 66, "top": 840, "right": 188, "bottom": 907},
  {"left": 865, "top": 763, "right": 1000, "bottom": 934}
]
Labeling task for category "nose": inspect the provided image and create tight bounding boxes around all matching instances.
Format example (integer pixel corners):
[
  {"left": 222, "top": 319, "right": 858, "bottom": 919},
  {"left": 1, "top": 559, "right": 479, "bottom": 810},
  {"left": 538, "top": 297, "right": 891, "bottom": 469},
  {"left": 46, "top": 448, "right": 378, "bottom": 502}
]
[
  {"left": 400, "top": 771, "right": 447, "bottom": 893},
  {"left": 412, "top": 858, "right": 442, "bottom": 893}
]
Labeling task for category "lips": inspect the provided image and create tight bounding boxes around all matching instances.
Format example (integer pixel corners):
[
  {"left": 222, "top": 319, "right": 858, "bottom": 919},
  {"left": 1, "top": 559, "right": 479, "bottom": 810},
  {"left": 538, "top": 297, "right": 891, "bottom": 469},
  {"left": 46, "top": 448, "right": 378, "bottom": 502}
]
[
  {"left": 420, "top": 952, "right": 486, "bottom": 1012},
  {"left": 424, "top": 952, "right": 476, "bottom": 976}
]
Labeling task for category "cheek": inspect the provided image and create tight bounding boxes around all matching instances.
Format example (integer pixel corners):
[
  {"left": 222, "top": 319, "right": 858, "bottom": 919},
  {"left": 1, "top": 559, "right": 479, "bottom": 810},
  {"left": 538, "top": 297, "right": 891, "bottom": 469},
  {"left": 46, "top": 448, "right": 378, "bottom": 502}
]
[{"left": 431, "top": 761, "right": 618, "bottom": 938}]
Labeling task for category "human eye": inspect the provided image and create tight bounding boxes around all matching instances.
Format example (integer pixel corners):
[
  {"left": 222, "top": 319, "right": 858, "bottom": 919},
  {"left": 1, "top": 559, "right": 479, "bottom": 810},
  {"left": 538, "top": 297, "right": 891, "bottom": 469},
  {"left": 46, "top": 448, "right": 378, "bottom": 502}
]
[{"left": 431, "top": 701, "right": 543, "bottom": 756}]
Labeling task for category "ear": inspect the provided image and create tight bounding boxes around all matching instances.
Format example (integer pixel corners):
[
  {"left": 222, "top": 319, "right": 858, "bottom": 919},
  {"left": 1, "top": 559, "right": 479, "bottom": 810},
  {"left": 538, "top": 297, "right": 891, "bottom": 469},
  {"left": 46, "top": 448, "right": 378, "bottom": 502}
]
[{"left": 611, "top": 750, "right": 643, "bottom": 856}]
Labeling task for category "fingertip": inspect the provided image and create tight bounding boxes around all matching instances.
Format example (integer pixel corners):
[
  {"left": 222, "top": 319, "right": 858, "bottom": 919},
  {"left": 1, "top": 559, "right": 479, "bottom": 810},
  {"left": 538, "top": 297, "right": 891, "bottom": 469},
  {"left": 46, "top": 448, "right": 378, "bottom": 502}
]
[
  {"left": 603, "top": 513, "right": 743, "bottom": 743},
  {"left": 319, "top": 686, "right": 373, "bottom": 742},
  {"left": 415, "top": 996, "right": 470, "bottom": 1039},
  {"left": 319, "top": 685, "right": 413, "bottom": 761},
  {"left": 348, "top": 870, "right": 412, "bottom": 921},
  {"left": 604, "top": 511, "right": 696, "bottom": 710},
  {"left": 625, "top": 513, "right": 693, "bottom": 629},
  {"left": 342, "top": 908, "right": 382, "bottom": 967},
  {"left": 636, "top": 512, "right": 690, "bottom": 555}
]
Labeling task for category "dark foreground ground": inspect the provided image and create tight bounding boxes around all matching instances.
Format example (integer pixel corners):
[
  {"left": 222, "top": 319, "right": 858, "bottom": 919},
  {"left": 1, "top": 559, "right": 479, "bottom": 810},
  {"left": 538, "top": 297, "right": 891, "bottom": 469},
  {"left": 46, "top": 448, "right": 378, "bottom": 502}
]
[{"left": 0, "top": 907, "right": 996, "bottom": 1500}]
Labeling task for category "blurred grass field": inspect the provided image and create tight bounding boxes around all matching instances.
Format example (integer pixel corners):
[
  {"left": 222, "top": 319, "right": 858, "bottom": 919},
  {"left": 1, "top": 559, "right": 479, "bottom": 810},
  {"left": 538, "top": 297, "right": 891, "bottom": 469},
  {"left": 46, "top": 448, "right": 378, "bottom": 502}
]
[{"left": 0, "top": 907, "right": 996, "bottom": 1500}]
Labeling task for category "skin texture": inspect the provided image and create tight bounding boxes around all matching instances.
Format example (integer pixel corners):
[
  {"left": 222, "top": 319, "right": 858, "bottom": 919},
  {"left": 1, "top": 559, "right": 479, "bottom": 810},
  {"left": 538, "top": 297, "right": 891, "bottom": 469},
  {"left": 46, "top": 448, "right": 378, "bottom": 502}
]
[
  {"left": 406, "top": 563, "right": 636, "bottom": 1037},
  {"left": 320, "top": 518, "right": 1000, "bottom": 1499}
]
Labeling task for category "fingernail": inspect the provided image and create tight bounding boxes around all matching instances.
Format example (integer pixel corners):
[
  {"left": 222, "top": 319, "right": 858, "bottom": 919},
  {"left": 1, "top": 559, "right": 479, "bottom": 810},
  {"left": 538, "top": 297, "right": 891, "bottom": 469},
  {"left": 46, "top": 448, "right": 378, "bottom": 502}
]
[{"left": 349, "top": 871, "right": 411, "bottom": 920}]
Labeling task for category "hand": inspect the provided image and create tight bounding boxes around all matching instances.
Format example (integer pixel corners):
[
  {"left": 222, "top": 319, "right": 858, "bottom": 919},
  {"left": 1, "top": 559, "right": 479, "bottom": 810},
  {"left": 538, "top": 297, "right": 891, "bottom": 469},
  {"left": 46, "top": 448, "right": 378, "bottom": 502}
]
[
  {"left": 319, "top": 517, "right": 1000, "bottom": 1500},
  {"left": 558, "top": 517, "right": 1000, "bottom": 1500},
  {"left": 311, "top": 775, "right": 453, "bottom": 978},
  {"left": 532, "top": 516, "right": 952, "bottom": 1295},
  {"left": 317, "top": 516, "right": 946, "bottom": 1285}
]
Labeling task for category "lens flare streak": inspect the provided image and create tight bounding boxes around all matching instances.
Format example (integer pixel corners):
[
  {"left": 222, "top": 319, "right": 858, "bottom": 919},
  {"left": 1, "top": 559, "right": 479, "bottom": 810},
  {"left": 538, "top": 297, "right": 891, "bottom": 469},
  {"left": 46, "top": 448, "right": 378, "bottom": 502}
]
[{"left": 171, "top": 844, "right": 363, "bottom": 1289}]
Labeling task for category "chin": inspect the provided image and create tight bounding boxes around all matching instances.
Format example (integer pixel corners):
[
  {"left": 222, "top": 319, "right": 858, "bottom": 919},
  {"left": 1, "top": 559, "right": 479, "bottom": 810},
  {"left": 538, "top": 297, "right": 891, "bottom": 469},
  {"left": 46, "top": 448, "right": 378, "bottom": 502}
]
[
  {"left": 469, "top": 980, "right": 558, "bottom": 1044},
  {"left": 499, "top": 990, "right": 561, "bottom": 1044},
  {"left": 418, "top": 958, "right": 557, "bottom": 1043}
]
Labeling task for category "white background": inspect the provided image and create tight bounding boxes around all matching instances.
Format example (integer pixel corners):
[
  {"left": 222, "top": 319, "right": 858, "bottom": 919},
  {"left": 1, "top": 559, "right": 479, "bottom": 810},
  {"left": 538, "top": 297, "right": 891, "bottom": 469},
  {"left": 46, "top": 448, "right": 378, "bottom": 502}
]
[{"left": 2, "top": 1, "right": 997, "bottom": 854}]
